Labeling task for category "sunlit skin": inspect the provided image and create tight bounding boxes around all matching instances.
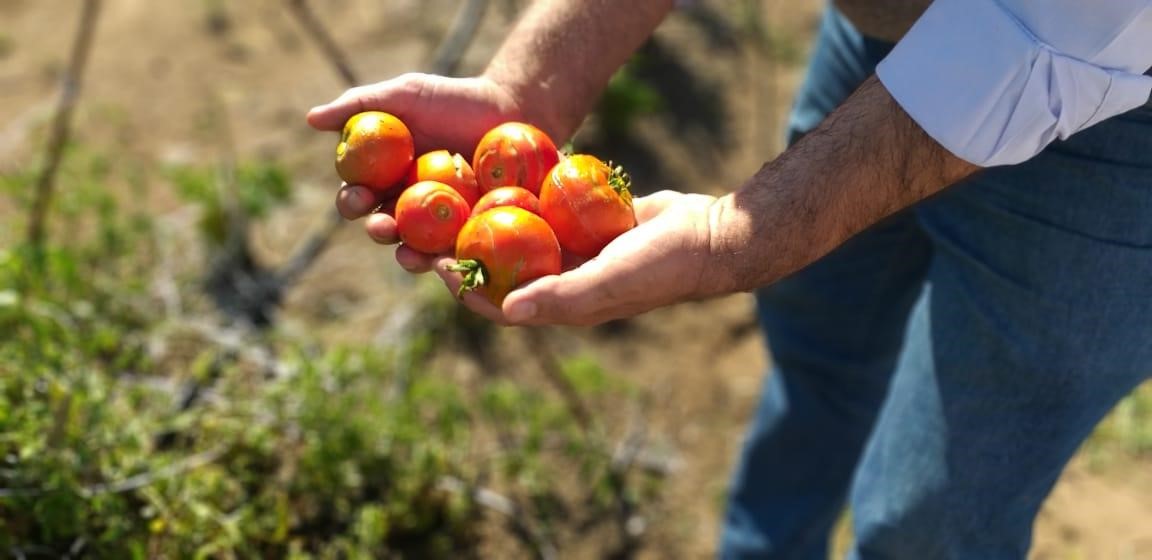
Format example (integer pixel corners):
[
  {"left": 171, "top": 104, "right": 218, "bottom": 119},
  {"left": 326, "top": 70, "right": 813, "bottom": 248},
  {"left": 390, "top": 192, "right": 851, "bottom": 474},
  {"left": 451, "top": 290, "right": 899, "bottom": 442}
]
[{"left": 334, "top": 111, "right": 414, "bottom": 193}]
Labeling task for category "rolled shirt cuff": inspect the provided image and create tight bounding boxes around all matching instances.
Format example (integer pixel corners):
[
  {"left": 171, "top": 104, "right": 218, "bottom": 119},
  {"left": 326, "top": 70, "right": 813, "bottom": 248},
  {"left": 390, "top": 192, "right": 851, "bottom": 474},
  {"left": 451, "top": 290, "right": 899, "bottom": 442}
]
[{"left": 876, "top": 0, "right": 1152, "bottom": 167}]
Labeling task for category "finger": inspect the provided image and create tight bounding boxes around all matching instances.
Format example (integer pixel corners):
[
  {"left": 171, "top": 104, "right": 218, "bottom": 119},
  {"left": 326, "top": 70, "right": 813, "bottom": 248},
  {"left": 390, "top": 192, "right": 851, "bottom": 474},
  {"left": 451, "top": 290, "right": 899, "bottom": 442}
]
[
  {"left": 307, "top": 85, "right": 380, "bottom": 131},
  {"left": 632, "top": 190, "right": 684, "bottom": 223},
  {"left": 432, "top": 257, "right": 509, "bottom": 323},
  {"left": 365, "top": 212, "right": 399, "bottom": 244},
  {"left": 335, "top": 184, "right": 381, "bottom": 220},
  {"left": 501, "top": 262, "right": 614, "bottom": 326},
  {"left": 306, "top": 75, "right": 422, "bottom": 131},
  {"left": 395, "top": 244, "right": 438, "bottom": 273},
  {"left": 560, "top": 251, "right": 589, "bottom": 272}
]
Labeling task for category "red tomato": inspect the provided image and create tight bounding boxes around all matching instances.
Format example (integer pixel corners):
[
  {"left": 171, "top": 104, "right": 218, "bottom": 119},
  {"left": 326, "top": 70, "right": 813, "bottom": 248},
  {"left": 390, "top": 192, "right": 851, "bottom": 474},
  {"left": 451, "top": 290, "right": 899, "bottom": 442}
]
[
  {"left": 406, "top": 150, "right": 480, "bottom": 207},
  {"left": 472, "top": 122, "right": 560, "bottom": 195},
  {"left": 449, "top": 206, "right": 561, "bottom": 306},
  {"left": 470, "top": 186, "right": 541, "bottom": 217},
  {"left": 335, "top": 111, "right": 414, "bottom": 193},
  {"left": 538, "top": 155, "right": 636, "bottom": 258},
  {"left": 394, "top": 180, "right": 471, "bottom": 254}
]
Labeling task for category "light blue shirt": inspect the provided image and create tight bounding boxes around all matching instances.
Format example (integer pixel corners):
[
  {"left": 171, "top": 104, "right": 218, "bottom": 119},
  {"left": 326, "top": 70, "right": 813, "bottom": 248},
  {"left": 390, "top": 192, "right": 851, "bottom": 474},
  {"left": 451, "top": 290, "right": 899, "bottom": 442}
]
[{"left": 876, "top": 0, "right": 1152, "bottom": 167}]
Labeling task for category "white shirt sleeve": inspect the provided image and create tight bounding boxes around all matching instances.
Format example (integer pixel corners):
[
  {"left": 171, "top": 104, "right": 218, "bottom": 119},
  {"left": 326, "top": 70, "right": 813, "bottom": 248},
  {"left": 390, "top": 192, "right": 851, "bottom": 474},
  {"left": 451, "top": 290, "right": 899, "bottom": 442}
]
[{"left": 875, "top": 0, "right": 1152, "bottom": 167}]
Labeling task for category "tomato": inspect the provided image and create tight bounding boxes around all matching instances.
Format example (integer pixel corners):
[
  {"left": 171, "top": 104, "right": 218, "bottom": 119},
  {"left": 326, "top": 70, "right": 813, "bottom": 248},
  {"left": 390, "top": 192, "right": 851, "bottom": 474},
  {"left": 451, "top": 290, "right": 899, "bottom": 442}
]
[
  {"left": 472, "top": 122, "right": 560, "bottom": 195},
  {"left": 406, "top": 149, "right": 480, "bottom": 207},
  {"left": 449, "top": 206, "right": 561, "bottom": 306},
  {"left": 394, "top": 180, "right": 471, "bottom": 254},
  {"left": 538, "top": 154, "right": 636, "bottom": 258},
  {"left": 470, "top": 186, "right": 540, "bottom": 217},
  {"left": 335, "top": 111, "right": 414, "bottom": 193}
]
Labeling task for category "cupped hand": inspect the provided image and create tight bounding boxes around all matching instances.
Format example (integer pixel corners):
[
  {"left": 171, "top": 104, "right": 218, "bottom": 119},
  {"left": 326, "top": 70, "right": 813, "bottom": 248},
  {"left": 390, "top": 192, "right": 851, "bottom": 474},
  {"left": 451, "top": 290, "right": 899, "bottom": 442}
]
[
  {"left": 309, "top": 73, "right": 528, "bottom": 271},
  {"left": 432, "top": 190, "right": 724, "bottom": 326},
  {"left": 308, "top": 72, "right": 525, "bottom": 155}
]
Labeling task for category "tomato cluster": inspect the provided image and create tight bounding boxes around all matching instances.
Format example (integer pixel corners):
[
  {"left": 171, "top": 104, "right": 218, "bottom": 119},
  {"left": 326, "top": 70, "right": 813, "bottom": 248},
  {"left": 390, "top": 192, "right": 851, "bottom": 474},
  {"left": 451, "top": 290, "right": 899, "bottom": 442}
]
[{"left": 334, "top": 112, "right": 636, "bottom": 306}]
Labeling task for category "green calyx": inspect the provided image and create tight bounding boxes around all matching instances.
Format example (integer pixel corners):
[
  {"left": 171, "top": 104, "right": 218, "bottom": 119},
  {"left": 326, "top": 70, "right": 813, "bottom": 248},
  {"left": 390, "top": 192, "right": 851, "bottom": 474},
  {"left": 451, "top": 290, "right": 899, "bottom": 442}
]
[
  {"left": 446, "top": 259, "right": 487, "bottom": 299},
  {"left": 606, "top": 161, "right": 633, "bottom": 204}
]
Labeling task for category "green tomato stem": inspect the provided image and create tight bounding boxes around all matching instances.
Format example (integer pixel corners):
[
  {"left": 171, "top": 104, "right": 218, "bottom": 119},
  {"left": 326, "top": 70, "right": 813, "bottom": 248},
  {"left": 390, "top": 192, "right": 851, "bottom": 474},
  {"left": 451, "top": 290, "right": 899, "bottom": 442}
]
[
  {"left": 446, "top": 259, "right": 487, "bottom": 299},
  {"left": 606, "top": 161, "right": 632, "bottom": 204}
]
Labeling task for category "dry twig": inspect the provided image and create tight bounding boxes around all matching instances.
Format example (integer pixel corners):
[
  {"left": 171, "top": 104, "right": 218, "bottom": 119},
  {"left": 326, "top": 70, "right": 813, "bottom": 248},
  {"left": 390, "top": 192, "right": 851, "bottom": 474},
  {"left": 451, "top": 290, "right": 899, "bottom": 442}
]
[
  {"left": 438, "top": 476, "right": 559, "bottom": 560},
  {"left": 522, "top": 327, "right": 594, "bottom": 431},
  {"left": 26, "top": 0, "right": 102, "bottom": 248}
]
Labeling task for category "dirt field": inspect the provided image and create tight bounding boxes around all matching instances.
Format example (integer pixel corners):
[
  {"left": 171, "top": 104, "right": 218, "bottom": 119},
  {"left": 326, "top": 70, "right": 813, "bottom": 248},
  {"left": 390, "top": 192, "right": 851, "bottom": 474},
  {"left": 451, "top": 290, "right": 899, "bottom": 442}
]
[{"left": 2, "top": 1, "right": 1149, "bottom": 558}]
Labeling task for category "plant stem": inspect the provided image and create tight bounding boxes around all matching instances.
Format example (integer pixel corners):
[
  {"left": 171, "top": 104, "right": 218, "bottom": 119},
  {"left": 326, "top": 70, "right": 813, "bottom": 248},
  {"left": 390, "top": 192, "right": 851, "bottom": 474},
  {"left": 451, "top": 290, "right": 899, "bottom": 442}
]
[{"left": 26, "top": 0, "right": 102, "bottom": 250}]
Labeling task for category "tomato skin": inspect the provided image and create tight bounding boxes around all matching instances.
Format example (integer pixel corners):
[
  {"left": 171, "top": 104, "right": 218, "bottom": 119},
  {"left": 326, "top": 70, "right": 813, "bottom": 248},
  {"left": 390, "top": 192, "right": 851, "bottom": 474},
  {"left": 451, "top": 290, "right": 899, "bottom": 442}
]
[
  {"left": 451, "top": 207, "right": 561, "bottom": 306},
  {"left": 470, "top": 186, "right": 541, "bottom": 217},
  {"left": 538, "top": 154, "right": 636, "bottom": 258},
  {"left": 394, "top": 181, "right": 472, "bottom": 254},
  {"left": 406, "top": 150, "right": 480, "bottom": 207},
  {"left": 335, "top": 111, "right": 414, "bottom": 193},
  {"left": 472, "top": 122, "right": 560, "bottom": 195}
]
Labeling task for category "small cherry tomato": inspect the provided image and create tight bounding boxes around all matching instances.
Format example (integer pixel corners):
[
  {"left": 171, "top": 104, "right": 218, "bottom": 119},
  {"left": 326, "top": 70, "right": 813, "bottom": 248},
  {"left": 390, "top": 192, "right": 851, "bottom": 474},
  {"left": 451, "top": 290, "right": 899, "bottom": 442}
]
[
  {"left": 470, "top": 186, "right": 541, "bottom": 217},
  {"left": 449, "top": 206, "right": 561, "bottom": 306},
  {"left": 406, "top": 150, "right": 481, "bottom": 207},
  {"left": 335, "top": 111, "right": 414, "bottom": 193},
  {"left": 539, "top": 154, "right": 636, "bottom": 258},
  {"left": 472, "top": 122, "right": 560, "bottom": 195},
  {"left": 395, "top": 180, "right": 471, "bottom": 254}
]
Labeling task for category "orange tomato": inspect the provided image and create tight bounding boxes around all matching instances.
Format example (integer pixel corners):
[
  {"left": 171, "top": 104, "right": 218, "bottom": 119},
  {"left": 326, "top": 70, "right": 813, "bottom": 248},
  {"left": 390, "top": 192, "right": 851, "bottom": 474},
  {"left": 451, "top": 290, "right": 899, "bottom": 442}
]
[
  {"left": 472, "top": 122, "right": 560, "bottom": 195},
  {"left": 394, "top": 180, "right": 471, "bottom": 254},
  {"left": 450, "top": 206, "right": 561, "bottom": 306},
  {"left": 538, "top": 155, "right": 636, "bottom": 258},
  {"left": 406, "top": 149, "right": 480, "bottom": 207},
  {"left": 470, "top": 186, "right": 541, "bottom": 217},
  {"left": 335, "top": 111, "right": 414, "bottom": 193}
]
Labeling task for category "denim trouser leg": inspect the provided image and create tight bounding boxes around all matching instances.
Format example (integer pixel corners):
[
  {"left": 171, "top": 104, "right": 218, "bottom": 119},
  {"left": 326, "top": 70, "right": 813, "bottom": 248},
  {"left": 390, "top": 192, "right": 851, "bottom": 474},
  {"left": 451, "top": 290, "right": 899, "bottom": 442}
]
[
  {"left": 720, "top": 7, "right": 911, "bottom": 559},
  {"left": 720, "top": 3, "right": 1152, "bottom": 559},
  {"left": 850, "top": 108, "right": 1152, "bottom": 559}
]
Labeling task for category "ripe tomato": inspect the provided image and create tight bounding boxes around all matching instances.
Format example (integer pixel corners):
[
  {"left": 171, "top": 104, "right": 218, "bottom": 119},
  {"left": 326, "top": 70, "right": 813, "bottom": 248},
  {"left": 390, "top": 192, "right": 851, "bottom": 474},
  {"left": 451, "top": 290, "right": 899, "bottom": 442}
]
[
  {"left": 335, "top": 111, "right": 414, "bottom": 193},
  {"left": 470, "top": 186, "right": 540, "bottom": 217},
  {"left": 449, "top": 206, "right": 561, "bottom": 306},
  {"left": 406, "top": 150, "right": 480, "bottom": 207},
  {"left": 394, "top": 180, "right": 471, "bottom": 254},
  {"left": 538, "top": 154, "right": 636, "bottom": 258},
  {"left": 472, "top": 122, "right": 560, "bottom": 195}
]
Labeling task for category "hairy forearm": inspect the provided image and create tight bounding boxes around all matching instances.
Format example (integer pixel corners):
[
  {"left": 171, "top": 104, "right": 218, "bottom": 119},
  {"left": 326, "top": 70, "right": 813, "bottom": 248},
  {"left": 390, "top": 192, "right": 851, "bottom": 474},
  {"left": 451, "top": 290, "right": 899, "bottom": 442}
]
[
  {"left": 706, "top": 75, "right": 980, "bottom": 293},
  {"left": 482, "top": 0, "right": 675, "bottom": 141}
]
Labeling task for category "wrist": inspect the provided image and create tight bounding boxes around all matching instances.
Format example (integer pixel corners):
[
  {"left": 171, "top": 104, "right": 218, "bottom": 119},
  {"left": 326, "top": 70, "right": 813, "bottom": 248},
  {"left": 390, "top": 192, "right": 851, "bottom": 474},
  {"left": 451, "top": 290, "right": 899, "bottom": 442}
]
[
  {"left": 702, "top": 194, "right": 756, "bottom": 296},
  {"left": 704, "top": 185, "right": 810, "bottom": 295},
  {"left": 479, "top": 67, "right": 573, "bottom": 143}
]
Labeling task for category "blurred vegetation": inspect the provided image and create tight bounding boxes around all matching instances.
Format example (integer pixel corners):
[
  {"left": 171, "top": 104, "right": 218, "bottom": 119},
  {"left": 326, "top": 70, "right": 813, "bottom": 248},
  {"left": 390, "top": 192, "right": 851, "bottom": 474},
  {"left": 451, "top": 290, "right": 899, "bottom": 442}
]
[
  {"left": 0, "top": 32, "right": 13, "bottom": 59},
  {"left": 0, "top": 143, "right": 661, "bottom": 558},
  {"left": 1082, "top": 383, "right": 1152, "bottom": 470},
  {"left": 168, "top": 161, "right": 291, "bottom": 247}
]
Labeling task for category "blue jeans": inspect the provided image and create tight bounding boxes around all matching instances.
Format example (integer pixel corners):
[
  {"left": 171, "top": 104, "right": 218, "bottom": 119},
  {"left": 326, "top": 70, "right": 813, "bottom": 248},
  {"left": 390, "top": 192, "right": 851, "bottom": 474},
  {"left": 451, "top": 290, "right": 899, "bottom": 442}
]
[{"left": 720, "top": 6, "right": 1152, "bottom": 559}]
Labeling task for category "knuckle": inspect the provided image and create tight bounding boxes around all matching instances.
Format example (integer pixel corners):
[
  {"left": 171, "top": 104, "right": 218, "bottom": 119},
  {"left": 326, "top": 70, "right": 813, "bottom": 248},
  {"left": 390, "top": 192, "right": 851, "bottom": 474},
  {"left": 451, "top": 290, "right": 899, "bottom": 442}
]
[{"left": 339, "top": 85, "right": 368, "bottom": 101}]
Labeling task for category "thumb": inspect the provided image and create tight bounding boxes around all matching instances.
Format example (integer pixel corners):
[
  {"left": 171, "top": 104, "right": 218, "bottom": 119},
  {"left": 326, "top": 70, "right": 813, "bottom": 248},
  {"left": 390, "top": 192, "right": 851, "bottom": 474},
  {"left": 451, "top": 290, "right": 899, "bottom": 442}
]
[
  {"left": 500, "top": 260, "right": 617, "bottom": 326},
  {"left": 306, "top": 75, "right": 422, "bottom": 131}
]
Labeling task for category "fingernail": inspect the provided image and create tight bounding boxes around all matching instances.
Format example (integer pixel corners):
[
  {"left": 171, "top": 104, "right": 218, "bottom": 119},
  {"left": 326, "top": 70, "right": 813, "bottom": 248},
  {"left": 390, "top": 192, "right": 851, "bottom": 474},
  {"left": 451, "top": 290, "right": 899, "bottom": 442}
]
[{"left": 506, "top": 301, "right": 537, "bottom": 322}]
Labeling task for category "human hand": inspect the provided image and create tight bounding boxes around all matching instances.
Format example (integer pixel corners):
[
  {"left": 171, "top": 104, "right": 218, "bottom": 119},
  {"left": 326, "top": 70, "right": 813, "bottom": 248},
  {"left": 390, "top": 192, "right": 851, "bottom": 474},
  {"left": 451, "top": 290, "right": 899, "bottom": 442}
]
[
  {"left": 428, "top": 190, "right": 725, "bottom": 326},
  {"left": 306, "top": 73, "right": 529, "bottom": 271}
]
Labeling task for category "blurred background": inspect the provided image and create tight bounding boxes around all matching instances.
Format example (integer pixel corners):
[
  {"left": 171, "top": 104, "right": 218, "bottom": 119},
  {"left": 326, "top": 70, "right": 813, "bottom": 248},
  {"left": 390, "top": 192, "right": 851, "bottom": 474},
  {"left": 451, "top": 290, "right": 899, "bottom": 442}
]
[{"left": 1, "top": 1, "right": 1150, "bottom": 558}]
